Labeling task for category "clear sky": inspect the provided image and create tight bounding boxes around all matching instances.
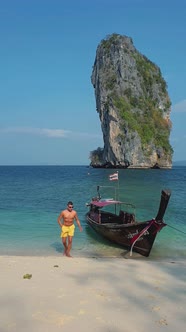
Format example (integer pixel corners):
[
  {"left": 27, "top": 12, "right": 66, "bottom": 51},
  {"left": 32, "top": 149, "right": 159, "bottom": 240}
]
[{"left": 0, "top": 0, "right": 185, "bottom": 165}]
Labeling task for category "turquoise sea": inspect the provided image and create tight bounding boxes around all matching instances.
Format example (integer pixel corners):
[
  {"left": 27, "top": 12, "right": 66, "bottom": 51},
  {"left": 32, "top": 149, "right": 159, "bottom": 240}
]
[{"left": 0, "top": 165, "right": 185, "bottom": 260}]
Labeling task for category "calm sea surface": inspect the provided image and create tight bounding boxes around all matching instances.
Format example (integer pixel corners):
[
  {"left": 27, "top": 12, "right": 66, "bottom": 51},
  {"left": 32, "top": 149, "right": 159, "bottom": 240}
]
[{"left": 0, "top": 165, "right": 185, "bottom": 260}]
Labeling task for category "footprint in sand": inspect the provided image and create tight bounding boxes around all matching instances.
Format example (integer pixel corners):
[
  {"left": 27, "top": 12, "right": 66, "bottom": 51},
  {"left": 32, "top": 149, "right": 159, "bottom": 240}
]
[
  {"left": 78, "top": 309, "right": 86, "bottom": 315},
  {"left": 147, "top": 294, "right": 156, "bottom": 299},
  {"left": 96, "top": 290, "right": 111, "bottom": 301},
  {"left": 32, "top": 311, "right": 74, "bottom": 327},
  {"left": 152, "top": 306, "right": 160, "bottom": 311},
  {"left": 157, "top": 318, "right": 168, "bottom": 326},
  {"left": 89, "top": 288, "right": 111, "bottom": 301}
]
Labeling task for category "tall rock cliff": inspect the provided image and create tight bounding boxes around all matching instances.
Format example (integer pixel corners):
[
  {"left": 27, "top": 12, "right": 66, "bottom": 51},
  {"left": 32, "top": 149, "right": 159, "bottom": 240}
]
[{"left": 90, "top": 34, "right": 173, "bottom": 168}]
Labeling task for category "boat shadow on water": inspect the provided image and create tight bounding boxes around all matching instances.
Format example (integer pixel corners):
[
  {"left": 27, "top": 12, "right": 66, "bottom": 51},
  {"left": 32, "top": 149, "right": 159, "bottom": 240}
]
[{"left": 85, "top": 225, "right": 144, "bottom": 259}]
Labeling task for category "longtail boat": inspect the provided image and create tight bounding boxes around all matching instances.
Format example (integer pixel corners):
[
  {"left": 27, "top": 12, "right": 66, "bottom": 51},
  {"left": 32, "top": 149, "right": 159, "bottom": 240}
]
[{"left": 86, "top": 186, "right": 171, "bottom": 257}]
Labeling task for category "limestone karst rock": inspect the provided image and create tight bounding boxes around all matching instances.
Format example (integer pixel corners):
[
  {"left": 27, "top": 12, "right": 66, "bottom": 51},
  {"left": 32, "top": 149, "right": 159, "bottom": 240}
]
[{"left": 90, "top": 34, "right": 173, "bottom": 169}]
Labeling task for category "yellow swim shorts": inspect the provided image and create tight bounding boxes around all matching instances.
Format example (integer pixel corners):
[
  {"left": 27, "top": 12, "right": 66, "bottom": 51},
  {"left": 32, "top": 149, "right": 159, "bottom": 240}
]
[{"left": 61, "top": 224, "right": 75, "bottom": 238}]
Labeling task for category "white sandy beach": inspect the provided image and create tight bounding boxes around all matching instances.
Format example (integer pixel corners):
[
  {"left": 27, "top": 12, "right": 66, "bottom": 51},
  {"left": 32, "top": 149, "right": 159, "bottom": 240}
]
[{"left": 0, "top": 255, "right": 185, "bottom": 332}]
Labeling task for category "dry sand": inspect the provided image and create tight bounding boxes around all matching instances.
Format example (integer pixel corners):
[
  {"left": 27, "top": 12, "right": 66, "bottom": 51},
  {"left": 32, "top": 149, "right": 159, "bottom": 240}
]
[{"left": 0, "top": 255, "right": 185, "bottom": 332}]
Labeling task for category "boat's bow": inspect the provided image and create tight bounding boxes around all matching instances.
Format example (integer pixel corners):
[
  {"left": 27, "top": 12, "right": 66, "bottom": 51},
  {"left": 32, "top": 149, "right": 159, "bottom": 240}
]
[{"left": 155, "top": 189, "right": 171, "bottom": 222}]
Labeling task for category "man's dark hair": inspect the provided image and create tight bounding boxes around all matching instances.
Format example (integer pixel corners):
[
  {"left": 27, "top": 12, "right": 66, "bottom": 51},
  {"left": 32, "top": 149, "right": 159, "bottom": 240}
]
[{"left": 67, "top": 201, "right": 73, "bottom": 206}]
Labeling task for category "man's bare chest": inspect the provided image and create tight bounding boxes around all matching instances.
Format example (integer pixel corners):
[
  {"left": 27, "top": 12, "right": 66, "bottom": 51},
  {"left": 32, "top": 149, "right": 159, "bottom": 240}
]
[{"left": 64, "top": 212, "right": 75, "bottom": 220}]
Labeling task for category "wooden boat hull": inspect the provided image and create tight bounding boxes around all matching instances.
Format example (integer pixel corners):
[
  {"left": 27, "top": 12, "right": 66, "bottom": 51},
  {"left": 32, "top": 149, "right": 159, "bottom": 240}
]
[{"left": 86, "top": 214, "right": 165, "bottom": 256}]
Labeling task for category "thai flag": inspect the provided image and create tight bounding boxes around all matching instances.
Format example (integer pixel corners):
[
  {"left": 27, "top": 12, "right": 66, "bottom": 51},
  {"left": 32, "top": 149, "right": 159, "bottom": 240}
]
[{"left": 109, "top": 172, "right": 118, "bottom": 181}]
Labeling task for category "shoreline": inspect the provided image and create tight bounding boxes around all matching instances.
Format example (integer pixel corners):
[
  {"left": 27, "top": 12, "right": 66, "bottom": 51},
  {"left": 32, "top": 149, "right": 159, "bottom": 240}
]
[
  {"left": 1, "top": 255, "right": 186, "bottom": 332},
  {"left": 0, "top": 245, "right": 186, "bottom": 261}
]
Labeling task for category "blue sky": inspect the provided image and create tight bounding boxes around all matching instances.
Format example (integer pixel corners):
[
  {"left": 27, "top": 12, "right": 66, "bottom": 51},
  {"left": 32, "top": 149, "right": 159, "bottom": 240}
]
[{"left": 0, "top": 0, "right": 185, "bottom": 165}]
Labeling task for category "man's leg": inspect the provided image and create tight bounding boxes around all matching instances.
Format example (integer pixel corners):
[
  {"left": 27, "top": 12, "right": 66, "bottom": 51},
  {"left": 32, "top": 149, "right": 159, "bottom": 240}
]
[
  {"left": 66, "top": 236, "right": 73, "bottom": 257},
  {"left": 62, "top": 237, "right": 68, "bottom": 255}
]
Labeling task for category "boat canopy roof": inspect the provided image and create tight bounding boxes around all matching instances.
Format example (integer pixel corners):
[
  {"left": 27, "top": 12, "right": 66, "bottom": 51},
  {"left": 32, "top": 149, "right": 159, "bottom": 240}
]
[{"left": 90, "top": 199, "right": 123, "bottom": 207}]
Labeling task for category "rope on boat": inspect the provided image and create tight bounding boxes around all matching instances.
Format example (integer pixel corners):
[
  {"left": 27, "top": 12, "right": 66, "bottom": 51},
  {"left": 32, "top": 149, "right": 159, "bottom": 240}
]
[
  {"left": 129, "top": 220, "right": 167, "bottom": 257},
  {"left": 129, "top": 220, "right": 154, "bottom": 257},
  {"left": 166, "top": 224, "right": 186, "bottom": 235},
  {"left": 129, "top": 223, "right": 186, "bottom": 257}
]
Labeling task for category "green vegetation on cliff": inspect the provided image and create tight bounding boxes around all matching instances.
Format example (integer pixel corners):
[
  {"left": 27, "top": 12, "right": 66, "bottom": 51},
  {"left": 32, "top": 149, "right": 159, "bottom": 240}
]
[{"left": 112, "top": 94, "right": 173, "bottom": 155}]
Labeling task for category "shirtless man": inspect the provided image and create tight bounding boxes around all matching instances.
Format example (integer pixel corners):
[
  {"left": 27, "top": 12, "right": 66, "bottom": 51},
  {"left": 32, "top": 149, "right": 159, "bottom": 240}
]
[{"left": 57, "top": 201, "right": 83, "bottom": 257}]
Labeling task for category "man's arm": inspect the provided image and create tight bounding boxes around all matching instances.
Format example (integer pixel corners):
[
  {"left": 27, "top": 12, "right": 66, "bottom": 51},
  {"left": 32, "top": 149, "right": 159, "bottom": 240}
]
[
  {"left": 74, "top": 212, "right": 83, "bottom": 231},
  {"left": 57, "top": 211, "right": 64, "bottom": 228}
]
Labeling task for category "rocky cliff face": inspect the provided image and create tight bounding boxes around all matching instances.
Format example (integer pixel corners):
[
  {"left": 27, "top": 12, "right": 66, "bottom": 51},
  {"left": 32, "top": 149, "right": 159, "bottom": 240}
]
[{"left": 90, "top": 34, "right": 173, "bottom": 168}]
